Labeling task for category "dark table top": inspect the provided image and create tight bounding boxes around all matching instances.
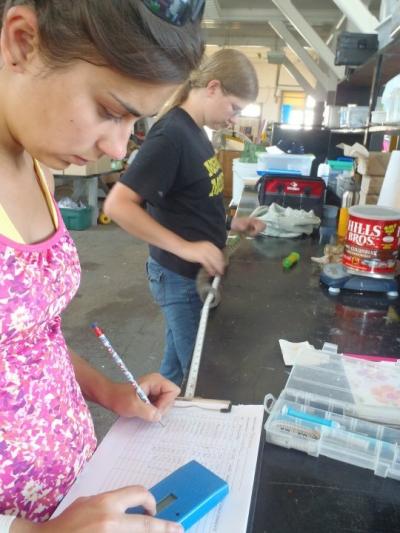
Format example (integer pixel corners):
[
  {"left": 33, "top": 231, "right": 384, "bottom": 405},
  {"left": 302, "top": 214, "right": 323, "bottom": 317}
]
[{"left": 195, "top": 188, "right": 400, "bottom": 533}]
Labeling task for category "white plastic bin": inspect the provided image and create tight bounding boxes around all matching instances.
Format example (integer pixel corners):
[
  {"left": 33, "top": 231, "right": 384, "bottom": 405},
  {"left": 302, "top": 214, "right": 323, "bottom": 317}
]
[
  {"left": 256, "top": 153, "right": 315, "bottom": 177},
  {"left": 339, "top": 106, "right": 369, "bottom": 128},
  {"left": 346, "top": 106, "right": 369, "bottom": 128},
  {"left": 232, "top": 159, "right": 259, "bottom": 205}
]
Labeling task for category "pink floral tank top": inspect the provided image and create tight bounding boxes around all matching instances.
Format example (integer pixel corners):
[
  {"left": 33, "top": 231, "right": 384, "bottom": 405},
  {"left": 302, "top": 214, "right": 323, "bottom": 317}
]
[{"left": 0, "top": 162, "right": 97, "bottom": 521}]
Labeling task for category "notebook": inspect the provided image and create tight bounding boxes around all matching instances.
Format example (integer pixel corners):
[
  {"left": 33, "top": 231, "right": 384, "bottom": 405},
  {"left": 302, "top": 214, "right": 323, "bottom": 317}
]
[{"left": 53, "top": 404, "right": 265, "bottom": 532}]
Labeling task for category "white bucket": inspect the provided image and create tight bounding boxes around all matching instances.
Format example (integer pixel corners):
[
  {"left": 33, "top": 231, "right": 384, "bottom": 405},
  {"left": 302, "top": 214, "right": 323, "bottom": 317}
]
[
  {"left": 232, "top": 159, "right": 259, "bottom": 205},
  {"left": 378, "top": 150, "right": 400, "bottom": 209}
]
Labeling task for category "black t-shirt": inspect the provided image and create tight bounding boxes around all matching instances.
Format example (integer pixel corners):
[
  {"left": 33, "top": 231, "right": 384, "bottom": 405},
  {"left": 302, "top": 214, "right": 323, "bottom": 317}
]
[{"left": 120, "top": 107, "right": 226, "bottom": 279}]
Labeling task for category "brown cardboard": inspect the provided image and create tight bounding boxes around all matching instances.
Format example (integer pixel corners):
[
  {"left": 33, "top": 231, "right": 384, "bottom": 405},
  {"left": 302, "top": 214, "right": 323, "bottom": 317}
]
[
  {"left": 360, "top": 189, "right": 379, "bottom": 205},
  {"left": 360, "top": 175, "right": 385, "bottom": 194},
  {"left": 63, "top": 156, "right": 122, "bottom": 176},
  {"left": 365, "top": 194, "right": 379, "bottom": 205},
  {"left": 357, "top": 152, "right": 391, "bottom": 176}
]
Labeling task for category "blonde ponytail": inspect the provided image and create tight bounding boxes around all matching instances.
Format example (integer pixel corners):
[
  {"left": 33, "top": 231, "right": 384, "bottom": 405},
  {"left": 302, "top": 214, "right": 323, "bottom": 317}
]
[
  {"left": 190, "top": 48, "right": 258, "bottom": 100},
  {"left": 157, "top": 79, "right": 192, "bottom": 119},
  {"left": 157, "top": 48, "right": 258, "bottom": 120}
]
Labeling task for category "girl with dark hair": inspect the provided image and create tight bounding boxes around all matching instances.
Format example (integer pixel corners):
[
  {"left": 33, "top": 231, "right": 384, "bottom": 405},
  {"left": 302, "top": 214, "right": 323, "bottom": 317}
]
[
  {"left": 104, "top": 49, "right": 265, "bottom": 386},
  {"left": 0, "top": 1, "right": 204, "bottom": 531}
]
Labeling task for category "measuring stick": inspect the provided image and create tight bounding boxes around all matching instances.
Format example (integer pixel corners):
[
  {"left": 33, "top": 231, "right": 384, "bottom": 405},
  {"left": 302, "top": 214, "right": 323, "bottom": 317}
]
[
  {"left": 184, "top": 234, "right": 244, "bottom": 399},
  {"left": 184, "top": 275, "right": 221, "bottom": 399}
]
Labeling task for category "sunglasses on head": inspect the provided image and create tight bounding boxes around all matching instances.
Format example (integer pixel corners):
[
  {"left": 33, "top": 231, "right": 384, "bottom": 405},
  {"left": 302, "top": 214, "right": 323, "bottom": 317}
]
[{"left": 143, "top": 0, "right": 205, "bottom": 26}]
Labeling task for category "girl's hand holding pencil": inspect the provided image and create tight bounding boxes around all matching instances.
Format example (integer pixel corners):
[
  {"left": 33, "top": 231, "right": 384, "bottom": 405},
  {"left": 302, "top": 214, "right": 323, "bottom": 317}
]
[
  {"left": 91, "top": 323, "right": 179, "bottom": 424},
  {"left": 105, "top": 374, "right": 180, "bottom": 421}
]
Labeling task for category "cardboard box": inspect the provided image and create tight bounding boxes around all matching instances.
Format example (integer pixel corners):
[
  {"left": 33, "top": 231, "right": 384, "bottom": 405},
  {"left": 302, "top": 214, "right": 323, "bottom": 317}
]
[
  {"left": 359, "top": 189, "right": 379, "bottom": 205},
  {"left": 357, "top": 152, "right": 391, "bottom": 176},
  {"left": 63, "top": 156, "right": 123, "bottom": 176},
  {"left": 365, "top": 194, "right": 379, "bottom": 205},
  {"left": 360, "top": 175, "right": 385, "bottom": 195}
]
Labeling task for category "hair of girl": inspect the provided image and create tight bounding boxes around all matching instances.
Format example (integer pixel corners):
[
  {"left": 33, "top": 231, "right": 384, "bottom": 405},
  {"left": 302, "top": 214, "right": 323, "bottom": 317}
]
[
  {"left": 158, "top": 48, "right": 259, "bottom": 118},
  {"left": 0, "top": 0, "right": 205, "bottom": 83}
]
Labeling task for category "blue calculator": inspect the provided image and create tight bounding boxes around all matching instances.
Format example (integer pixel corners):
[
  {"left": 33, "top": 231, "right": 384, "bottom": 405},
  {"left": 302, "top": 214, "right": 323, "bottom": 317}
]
[{"left": 126, "top": 460, "right": 229, "bottom": 530}]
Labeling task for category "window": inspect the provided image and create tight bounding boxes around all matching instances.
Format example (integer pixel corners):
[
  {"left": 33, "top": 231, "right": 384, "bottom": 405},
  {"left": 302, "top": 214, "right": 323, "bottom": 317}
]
[{"left": 280, "top": 92, "right": 315, "bottom": 126}]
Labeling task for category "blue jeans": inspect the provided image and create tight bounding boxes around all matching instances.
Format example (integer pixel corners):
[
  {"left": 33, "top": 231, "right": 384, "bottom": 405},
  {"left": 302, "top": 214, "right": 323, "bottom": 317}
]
[{"left": 146, "top": 257, "right": 202, "bottom": 386}]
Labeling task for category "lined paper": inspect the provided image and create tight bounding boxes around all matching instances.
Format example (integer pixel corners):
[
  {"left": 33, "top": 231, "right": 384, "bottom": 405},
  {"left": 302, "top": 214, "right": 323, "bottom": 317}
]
[{"left": 54, "top": 405, "right": 264, "bottom": 532}]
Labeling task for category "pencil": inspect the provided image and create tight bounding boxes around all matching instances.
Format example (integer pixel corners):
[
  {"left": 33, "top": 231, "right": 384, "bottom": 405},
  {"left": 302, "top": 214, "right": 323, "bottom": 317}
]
[{"left": 91, "top": 323, "right": 164, "bottom": 427}]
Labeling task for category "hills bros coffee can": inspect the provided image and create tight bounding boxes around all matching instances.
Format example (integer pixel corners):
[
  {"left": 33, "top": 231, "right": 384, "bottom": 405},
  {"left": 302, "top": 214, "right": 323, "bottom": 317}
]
[{"left": 343, "top": 205, "right": 400, "bottom": 278}]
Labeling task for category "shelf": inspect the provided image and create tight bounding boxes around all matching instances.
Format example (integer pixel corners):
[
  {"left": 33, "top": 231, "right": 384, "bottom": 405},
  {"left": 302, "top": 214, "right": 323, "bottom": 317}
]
[
  {"left": 330, "top": 34, "right": 400, "bottom": 153},
  {"left": 337, "top": 35, "right": 400, "bottom": 89},
  {"left": 271, "top": 123, "right": 328, "bottom": 131},
  {"left": 329, "top": 125, "right": 400, "bottom": 136},
  {"left": 368, "top": 124, "right": 400, "bottom": 133},
  {"left": 330, "top": 128, "right": 366, "bottom": 134}
]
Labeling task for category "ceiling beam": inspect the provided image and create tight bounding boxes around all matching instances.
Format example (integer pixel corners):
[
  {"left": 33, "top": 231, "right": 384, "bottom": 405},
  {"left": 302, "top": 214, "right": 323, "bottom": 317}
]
[
  {"left": 326, "top": 14, "right": 346, "bottom": 46},
  {"left": 269, "top": 20, "right": 337, "bottom": 92},
  {"left": 267, "top": 51, "right": 325, "bottom": 100},
  {"left": 204, "top": 34, "right": 280, "bottom": 47},
  {"left": 203, "top": 7, "right": 342, "bottom": 25},
  {"left": 282, "top": 59, "right": 325, "bottom": 100},
  {"left": 380, "top": 0, "right": 400, "bottom": 20},
  {"left": 270, "top": 0, "right": 344, "bottom": 79},
  {"left": 331, "top": 0, "right": 379, "bottom": 33},
  {"left": 204, "top": 0, "right": 222, "bottom": 19}
]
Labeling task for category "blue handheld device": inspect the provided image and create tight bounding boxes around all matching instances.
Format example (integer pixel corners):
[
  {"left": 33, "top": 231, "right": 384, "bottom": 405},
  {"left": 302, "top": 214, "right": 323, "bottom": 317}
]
[{"left": 126, "top": 460, "right": 229, "bottom": 530}]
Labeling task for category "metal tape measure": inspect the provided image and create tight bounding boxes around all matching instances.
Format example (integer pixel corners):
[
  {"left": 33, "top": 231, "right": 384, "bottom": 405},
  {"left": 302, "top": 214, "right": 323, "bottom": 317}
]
[
  {"left": 184, "top": 275, "right": 221, "bottom": 399},
  {"left": 183, "top": 234, "right": 243, "bottom": 399}
]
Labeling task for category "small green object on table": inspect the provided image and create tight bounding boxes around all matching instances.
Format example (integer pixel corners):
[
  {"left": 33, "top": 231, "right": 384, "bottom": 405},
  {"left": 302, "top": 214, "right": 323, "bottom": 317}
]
[{"left": 282, "top": 252, "right": 300, "bottom": 270}]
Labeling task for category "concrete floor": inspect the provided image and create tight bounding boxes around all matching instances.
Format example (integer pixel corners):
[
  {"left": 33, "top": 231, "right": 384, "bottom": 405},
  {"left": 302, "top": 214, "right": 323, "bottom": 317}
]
[{"left": 61, "top": 223, "right": 164, "bottom": 441}]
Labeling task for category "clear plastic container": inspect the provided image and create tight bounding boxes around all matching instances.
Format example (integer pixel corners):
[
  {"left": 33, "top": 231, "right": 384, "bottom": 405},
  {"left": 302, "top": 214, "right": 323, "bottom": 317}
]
[
  {"left": 264, "top": 350, "right": 400, "bottom": 479},
  {"left": 282, "top": 350, "right": 400, "bottom": 425},
  {"left": 256, "top": 153, "right": 315, "bottom": 176},
  {"left": 336, "top": 172, "right": 357, "bottom": 199},
  {"left": 327, "top": 160, "right": 354, "bottom": 198},
  {"left": 232, "top": 159, "right": 259, "bottom": 205},
  {"left": 339, "top": 106, "right": 369, "bottom": 128},
  {"left": 346, "top": 106, "right": 369, "bottom": 128},
  {"left": 265, "top": 395, "right": 400, "bottom": 480},
  {"left": 371, "top": 109, "right": 387, "bottom": 124}
]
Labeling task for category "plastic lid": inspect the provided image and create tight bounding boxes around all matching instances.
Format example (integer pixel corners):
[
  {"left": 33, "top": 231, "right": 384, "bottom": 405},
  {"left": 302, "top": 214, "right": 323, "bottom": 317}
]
[
  {"left": 328, "top": 160, "right": 354, "bottom": 170},
  {"left": 349, "top": 205, "right": 400, "bottom": 220}
]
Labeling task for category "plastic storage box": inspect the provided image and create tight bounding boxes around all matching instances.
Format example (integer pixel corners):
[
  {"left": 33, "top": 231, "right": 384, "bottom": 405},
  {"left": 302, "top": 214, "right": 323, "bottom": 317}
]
[
  {"left": 60, "top": 206, "right": 93, "bottom": 230},
  {"left": 256, "top": 153, "right": 315, "bottom": 177},
  {"left": 347, "top": 106, "right": 369, "bottom": 128},
  {"left": 232, "top": 159, "right": 259, "bottom": 205},
  {"left": 265, "top": 395, "right": 400, "bottom": 480},
  {"left": 327, "top": 160, "right": 354, "bottom": 198},
  {"left": 264, "top": 349, "right": 400, "bottom": 480},
  {"left": 339, "top": 106, "right": 369, "bottom": 128}
]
